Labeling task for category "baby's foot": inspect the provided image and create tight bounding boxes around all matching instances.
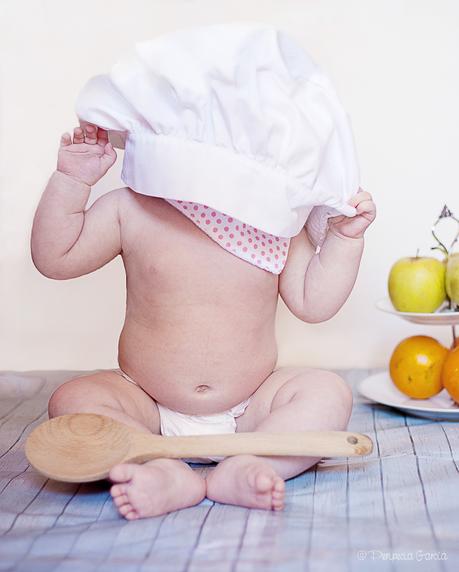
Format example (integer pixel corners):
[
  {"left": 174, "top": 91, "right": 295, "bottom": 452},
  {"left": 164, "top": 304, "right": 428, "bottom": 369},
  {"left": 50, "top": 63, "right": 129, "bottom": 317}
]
[
  {"left": 206, "top": 455, "right": 285, "bottom": 511},
  {"left": 109, "top": 458, "right": 206, "bottom": 519}
]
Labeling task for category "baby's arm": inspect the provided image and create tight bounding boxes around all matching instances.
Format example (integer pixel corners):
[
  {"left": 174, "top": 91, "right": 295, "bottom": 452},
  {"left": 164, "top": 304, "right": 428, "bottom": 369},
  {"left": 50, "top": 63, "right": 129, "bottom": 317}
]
[
  {"left": 279, "top": 190, "right": 375, "bottom": 322},
  {"left": 279, "top": 228, "right": 364, "bottom": 322},
  {"left": 31, "top": 125, "right": 122, "bottom": 279}
]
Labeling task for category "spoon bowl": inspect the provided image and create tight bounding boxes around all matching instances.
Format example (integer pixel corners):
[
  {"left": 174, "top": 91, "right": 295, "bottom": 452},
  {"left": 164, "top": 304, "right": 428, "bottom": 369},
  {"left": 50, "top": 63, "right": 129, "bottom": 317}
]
[{"left": 26, "top": 414, "right": 135, "bottom": 481}]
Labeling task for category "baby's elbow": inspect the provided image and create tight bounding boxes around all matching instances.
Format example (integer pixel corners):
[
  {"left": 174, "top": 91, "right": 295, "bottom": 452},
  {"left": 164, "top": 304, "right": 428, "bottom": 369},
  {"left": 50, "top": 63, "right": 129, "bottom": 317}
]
[
  {"left": 41, "top": 269, "right": 75, "bottom": 281},
  {"left": 283, "top": 298, "right": 332, "bottom": 324},
  {"left": 31, "top": 251, "right": 75, "bottom": 281},
  {"left": 32, "top": 260, "right": 70, "bottom": 280},
  {"left": 295, "top": 307, "right": 337, "bottom": 324},
  {"left": 298, "top": 314, "right": 328, "bottom": 324}
]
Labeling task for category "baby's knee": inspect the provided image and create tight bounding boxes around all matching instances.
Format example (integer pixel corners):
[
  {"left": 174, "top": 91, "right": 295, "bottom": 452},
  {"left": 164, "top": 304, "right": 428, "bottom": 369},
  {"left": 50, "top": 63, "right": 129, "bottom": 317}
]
[
  {"left": 274, "top": 369, "right": 353, "bottom": 421},
  {"left": 313, "top": 371, "right": 353, "bottom": 429},
  {"left": 48, "top": 376, "right": 113, "bottom": 418},
  {"left": 311, "top": 370, "right": 353, "bottom": 413},
  {"left": 287, "top": 369, "right": 351, "bottom": 399},
  {"left": 320, "top": 371, "right": 353, "bottom": 408},
  {"left": 48, "top": 378, "right": 85, "bottom": 418}
]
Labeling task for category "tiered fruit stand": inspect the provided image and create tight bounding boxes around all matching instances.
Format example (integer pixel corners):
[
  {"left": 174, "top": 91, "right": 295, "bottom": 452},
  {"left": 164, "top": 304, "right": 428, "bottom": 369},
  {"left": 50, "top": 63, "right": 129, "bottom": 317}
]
[{"left": 359, "top": 205, "right": 459, "bottom": 420}]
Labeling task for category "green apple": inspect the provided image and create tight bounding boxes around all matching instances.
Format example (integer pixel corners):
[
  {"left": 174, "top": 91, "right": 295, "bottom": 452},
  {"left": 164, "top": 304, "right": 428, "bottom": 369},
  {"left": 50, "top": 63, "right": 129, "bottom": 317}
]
[
  {"left": 446, "top": 253, "right": 459, "bottom": 305},
  {"left": 388, "top": 256, "right": 446, "bottom": 312}
]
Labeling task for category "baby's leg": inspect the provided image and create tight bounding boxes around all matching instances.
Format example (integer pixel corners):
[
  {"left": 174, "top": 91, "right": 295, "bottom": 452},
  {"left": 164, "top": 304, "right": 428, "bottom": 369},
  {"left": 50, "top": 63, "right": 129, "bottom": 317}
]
[
  {"left": 206, "top": 367, "right": 353, "bottom": 510},
  {"left": 48, "top": 371, "right": 206, "bottom": 519}
]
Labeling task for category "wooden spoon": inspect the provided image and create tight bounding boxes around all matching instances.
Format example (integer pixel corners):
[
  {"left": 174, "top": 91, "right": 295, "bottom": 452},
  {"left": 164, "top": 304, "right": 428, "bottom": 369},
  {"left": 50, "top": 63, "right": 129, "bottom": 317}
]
[{"left": 25, "top": 413, "right": 373, "bottom": 482}]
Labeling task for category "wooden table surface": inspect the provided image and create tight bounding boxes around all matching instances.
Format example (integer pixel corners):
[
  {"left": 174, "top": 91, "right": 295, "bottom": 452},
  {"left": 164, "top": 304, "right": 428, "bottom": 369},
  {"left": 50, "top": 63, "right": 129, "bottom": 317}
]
[{"left": 0, "top": 369, "right": 458, "bottom": 571}]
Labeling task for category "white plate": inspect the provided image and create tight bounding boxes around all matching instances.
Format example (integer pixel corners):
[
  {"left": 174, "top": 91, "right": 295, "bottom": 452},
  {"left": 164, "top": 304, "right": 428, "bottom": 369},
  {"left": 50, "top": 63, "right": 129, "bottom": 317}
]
[
  {"left": 375, "top": 297, "right": 459, "bottom": 325},
  {"left": 358, "top": 371, "right": 459, "bottom": 420}
]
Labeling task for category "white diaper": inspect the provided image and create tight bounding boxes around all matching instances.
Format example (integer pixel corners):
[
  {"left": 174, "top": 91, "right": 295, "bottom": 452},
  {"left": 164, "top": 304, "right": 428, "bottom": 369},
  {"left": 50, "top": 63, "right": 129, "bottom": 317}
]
[{"left": 115, "top": 369, "right": 250, "bottom": 463}]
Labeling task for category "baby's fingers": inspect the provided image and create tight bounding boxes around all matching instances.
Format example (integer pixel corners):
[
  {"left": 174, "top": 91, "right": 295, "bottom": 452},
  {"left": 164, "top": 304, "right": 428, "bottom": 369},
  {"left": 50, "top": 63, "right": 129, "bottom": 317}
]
[
  {"left": 97, "top": 128, "right": 109, "bottom": 146},
  {"left": 101, "top": 141, "right": 117, "bottom": 169},
  {"left": 73, "top": 127, "right": 85, "bottom": 145},
  {"left": 60, "top": 132, "right": 72, "bottom": 147},
  {"left": 356, "top": 199, "right": 376, "bottom": 217},
  {"left": 84, "top": 124, "right": 98, "bottom": 144},
  {"left": 349, "top": 191, "right": 372, "bottom": 207}
]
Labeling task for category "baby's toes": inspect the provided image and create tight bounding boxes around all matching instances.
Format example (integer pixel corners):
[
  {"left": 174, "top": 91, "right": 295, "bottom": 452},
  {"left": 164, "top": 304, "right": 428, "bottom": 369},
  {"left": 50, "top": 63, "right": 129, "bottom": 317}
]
[
  {"left": 110, "top": 481, "right": 139, "bottom": 518},
  {"left": 60, "top": 132, "right": 72, "bottom": 147},
  {"left": 110, "top": 483, "right": 128, "bottom": 497},
  {"left": 271, "top": 478, "right": 285, "bottom": 511},
  {"left": 118, "top": 502, "right": 138, "bottom": 520},
  {"left": 112, "top": 492, "right": 130, "bottom": 509}
]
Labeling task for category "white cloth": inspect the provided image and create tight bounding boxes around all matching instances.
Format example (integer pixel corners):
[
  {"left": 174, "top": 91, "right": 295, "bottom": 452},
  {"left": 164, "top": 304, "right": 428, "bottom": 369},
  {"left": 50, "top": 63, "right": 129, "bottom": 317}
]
[
  {"left": 75, "top": 23, "right": 359, "bottom": 242},
  {"left": 157, "top": 399, "right": 250, "bottom": 463}
]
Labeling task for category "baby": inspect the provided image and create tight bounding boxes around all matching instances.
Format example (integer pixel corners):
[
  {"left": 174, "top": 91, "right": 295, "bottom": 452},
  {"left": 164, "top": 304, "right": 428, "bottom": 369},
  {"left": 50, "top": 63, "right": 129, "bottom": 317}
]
[{"left": 31, "top": 123, "right": 376, "bottom": 519}]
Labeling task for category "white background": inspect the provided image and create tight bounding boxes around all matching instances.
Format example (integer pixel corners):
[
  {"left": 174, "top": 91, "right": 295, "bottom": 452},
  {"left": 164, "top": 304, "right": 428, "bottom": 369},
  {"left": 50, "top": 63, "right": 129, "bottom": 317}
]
[{"left": 1, "top": 0, "right": 458, "bottom": 370}]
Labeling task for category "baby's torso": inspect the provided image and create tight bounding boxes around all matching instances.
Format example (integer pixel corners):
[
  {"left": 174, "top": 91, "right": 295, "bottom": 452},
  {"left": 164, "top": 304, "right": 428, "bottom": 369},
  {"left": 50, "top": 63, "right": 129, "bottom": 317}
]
[{"left": 118, "top": 191, "right": 279, "bottom": 415}]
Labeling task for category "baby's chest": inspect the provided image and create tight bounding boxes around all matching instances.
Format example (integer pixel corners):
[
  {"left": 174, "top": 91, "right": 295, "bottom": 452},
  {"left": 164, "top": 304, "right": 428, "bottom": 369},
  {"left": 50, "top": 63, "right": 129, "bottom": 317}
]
[
  {"left": 121, "top": 197, "right": 278, "bottom": 298},
  {"left": 165, "top": 199, "right": 290, "bottom": 275}
]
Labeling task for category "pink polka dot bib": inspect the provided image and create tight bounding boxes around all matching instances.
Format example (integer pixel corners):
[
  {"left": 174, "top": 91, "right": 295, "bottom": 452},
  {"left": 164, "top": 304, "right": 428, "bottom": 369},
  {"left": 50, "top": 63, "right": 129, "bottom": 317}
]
[{"left": 166, "top": 199, "right": 290, "bottom": 274}]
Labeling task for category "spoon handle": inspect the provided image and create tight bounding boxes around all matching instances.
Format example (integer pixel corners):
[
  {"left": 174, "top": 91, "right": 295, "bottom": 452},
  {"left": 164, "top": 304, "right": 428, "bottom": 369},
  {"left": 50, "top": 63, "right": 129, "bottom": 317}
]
[{"left": 127, "top": 430, "right": 373, "bottom": 463}]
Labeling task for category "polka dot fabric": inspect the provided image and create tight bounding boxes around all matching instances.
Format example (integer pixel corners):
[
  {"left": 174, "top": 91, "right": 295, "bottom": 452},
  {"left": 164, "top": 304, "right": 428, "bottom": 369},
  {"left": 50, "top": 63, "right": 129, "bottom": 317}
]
[{"left": 166, "top": 199, "right": 290, "bottom": 274}]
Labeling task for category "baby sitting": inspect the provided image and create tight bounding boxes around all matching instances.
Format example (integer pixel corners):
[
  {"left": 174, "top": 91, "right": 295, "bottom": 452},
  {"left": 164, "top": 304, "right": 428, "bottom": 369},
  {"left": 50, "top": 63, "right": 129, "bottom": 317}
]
[
  {"left": 31, "top": 123, "right": 375, "bottom": 519},
  {"left": 30, "top": 25, "right": 376, "bottom": 519}
]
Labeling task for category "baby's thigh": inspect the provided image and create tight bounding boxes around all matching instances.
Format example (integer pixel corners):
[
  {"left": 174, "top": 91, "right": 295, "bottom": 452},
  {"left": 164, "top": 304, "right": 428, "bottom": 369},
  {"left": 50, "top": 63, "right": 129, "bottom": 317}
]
[
  {"left": 48, "top": 370, "right": 160, "bottom": 434},
  {"left": 236, "top": 366, "right": 352, "bottom": 431}
]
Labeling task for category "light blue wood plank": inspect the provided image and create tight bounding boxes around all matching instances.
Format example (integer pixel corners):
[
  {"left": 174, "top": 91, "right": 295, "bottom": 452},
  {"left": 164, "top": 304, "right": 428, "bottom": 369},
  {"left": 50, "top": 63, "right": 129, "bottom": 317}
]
[
  {"left": 134, "top": 502, "right": 214, "bottom": 571},
  {"left": 368, "top": 406, "right": 454, "bottom": 571},
  {"left": 0, "top": 369, "right": 459, "bottom": 572}
]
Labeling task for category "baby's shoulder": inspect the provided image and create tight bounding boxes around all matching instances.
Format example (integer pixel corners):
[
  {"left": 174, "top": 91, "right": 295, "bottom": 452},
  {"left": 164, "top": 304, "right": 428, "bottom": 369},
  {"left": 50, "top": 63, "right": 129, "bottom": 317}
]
[
  {"left": 92, "top": 186, "right": 134, "bottom": 208},
  {"left": 111, "top": 185, "right": 136, "bottom": 204},
  {"left": 104, "top": 186, "right": 145, "bottom": 217},
  {"left": 114, "top": 186, "right": 166, "bottom": 215},
  {"left": 112, "top": 187, "right": 168, "bottom": 235}
]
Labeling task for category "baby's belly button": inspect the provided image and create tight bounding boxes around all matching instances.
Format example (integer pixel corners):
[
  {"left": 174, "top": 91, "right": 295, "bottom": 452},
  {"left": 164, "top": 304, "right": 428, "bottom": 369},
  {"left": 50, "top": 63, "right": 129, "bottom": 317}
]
[{"left": 195, "top": 384, "right": 211, "bottom": 393}]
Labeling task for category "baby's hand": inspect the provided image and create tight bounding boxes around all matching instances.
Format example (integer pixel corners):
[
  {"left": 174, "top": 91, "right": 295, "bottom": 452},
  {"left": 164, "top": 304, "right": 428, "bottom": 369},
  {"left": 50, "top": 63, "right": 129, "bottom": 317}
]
[
  {"left": 57, "top": 124, "right": 117, "bottom": 186},
  {"left": 328, "top": 188, "right": 376, "bottom": 239}
]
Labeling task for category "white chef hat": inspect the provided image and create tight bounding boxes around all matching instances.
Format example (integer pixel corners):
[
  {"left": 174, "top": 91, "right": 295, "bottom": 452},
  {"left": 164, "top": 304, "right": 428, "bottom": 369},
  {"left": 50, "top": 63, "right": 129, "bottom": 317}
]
[{"left": 75, "top": 23, "right": 359, "bottom": 239}]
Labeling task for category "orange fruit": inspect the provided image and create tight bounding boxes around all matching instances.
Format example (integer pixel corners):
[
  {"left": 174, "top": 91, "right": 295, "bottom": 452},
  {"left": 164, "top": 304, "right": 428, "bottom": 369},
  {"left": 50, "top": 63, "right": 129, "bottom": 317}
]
[
  {"left": 441, "top": 346, "right": 459, "bottom": 404},
  {"left": 389, "top": 335, "right": 448, "bottom": 398}
]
